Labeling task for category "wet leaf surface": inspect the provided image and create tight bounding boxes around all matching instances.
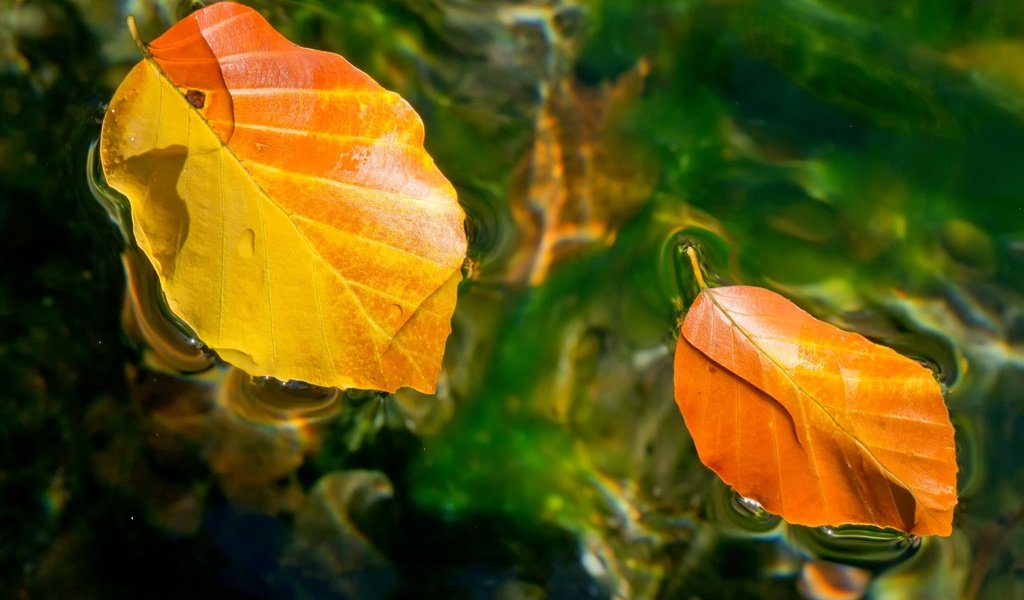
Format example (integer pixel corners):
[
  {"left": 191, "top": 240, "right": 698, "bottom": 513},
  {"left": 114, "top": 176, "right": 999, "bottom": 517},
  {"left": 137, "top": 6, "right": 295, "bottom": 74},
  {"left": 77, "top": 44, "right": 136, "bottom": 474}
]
[
  {"left": 675, "top": 285, "right": 958, "bottom": 535},
  {"left": 100, "top": 2, "right": 467, "bottom": 392}
]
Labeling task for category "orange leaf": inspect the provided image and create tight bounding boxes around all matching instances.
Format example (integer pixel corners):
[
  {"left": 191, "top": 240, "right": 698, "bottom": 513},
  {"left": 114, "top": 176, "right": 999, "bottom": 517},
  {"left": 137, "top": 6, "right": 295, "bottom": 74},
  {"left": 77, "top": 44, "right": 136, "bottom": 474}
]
[
  {"left": 100, "top": 3, "right": 466, "bottom": 392},
  {"left": 674, "top": 286, "right": 957, "bottom": 536}
]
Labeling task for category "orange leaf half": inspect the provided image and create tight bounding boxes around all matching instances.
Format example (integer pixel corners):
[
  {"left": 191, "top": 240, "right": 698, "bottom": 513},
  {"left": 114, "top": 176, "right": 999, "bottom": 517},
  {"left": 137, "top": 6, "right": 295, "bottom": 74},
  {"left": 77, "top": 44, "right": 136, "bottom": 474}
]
[
  {"left": 100, "top": 3, "right": 467, "bottom": 392},
  {"left": 674, "top": 286, "right": 957, "bottom": 536}
]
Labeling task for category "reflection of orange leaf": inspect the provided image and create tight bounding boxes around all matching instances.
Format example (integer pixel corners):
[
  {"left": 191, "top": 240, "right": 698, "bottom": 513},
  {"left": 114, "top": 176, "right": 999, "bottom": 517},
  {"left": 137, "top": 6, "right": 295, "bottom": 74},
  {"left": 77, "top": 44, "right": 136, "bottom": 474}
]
[
  {"left": 674, "top": 285, "right": 958, "bottom": 536},
  {"left": 798, "top": 560, "right": 871, "bottom": 600},
  {"left": 508, "top": 60, "right": 653, "bottom": 285},
  {"left": 100, "top": 3, "right": 466, "bottom": 392}
]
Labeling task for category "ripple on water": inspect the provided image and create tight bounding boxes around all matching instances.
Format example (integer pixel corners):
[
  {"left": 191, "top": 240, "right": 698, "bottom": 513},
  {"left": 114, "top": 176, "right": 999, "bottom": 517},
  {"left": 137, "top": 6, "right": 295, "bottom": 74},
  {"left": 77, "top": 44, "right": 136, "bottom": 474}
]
[
  {"left": 658, "top": 225, "right": 734, "bottom": 312},
  {"left": 707, "top": 483, "right": 782, "bottom": 538},
  {"left": 459, "top": 181, "right": 516, "bottom": 282},
  {"left": 789, "top": 523, "right": 919, "bottom": 569},
  {"left": 221, "top": 368, "right": 341, "bottom": 427},
  {"left": 121, "top": 247, "right": 217, "bottom": 374}
]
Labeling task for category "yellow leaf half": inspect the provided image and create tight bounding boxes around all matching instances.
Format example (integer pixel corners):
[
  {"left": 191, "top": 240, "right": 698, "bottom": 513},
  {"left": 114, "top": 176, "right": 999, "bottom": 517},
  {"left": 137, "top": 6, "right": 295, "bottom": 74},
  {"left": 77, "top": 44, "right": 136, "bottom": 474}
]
[{"left": 100, "top": 4, "right": 466, "bottom": 393}]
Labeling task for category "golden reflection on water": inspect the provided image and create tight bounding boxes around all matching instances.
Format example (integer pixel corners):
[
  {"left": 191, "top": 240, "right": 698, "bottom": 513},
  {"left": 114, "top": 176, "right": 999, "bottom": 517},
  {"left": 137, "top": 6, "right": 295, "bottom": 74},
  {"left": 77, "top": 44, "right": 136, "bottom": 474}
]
[
  {"left": 121, "top": 246, "right": 216, "bottom": 374},
  {"left": 798, "top": 559, "right": 871, "bottom": 600},
  {"left": 223, "top": 369, "right": 341, "bottom": 427}
]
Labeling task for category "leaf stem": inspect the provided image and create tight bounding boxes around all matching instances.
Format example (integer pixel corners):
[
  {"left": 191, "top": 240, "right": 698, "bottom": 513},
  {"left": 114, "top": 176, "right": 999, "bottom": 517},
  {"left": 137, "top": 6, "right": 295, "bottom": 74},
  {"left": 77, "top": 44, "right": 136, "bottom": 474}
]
[
  {"left": 126, "top": 15, "right": 150, "bottom": 58},
  {"left": 684, "top": 245, "right": 708, "bottom": 291}
]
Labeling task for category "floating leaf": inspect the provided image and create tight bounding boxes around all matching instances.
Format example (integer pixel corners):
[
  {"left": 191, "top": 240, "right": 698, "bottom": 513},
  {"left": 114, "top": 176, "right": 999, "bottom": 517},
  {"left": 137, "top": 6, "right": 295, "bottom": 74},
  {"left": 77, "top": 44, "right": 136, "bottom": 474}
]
[
  {"left": 100, "top": 2, "right": 466, "bottom": 393},
  {"left": 674, "top": 282, "right": 957, "bottom": 536}
]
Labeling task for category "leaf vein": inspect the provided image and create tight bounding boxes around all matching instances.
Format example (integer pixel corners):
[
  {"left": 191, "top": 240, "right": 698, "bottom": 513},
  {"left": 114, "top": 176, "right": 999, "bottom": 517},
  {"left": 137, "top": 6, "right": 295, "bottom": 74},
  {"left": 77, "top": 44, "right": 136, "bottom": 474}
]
[
  {"left": 291, "top": 213, "right": 450, "bottom": 268},
  {"left": 311, "top": 259, "right": 338, "bottom": 383},
  {"left": 243, "top": 159, "right": 449, "bottom": 210},
  {"left": 255, "top": 193, "right": 278, "bottom": 369},
  {"left": 221, "top": 120, "right": 420, "bottom": 152},
  {"left": 834, "top": 408, "right": 949, "bottom": 427}
]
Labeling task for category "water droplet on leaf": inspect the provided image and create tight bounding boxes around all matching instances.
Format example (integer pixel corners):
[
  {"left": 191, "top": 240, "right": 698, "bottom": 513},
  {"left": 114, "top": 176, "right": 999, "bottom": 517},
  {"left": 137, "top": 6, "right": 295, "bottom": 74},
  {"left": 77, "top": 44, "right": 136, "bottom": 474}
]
[{"left": 237, "top": 228, "right": 255, "bottom": 258}]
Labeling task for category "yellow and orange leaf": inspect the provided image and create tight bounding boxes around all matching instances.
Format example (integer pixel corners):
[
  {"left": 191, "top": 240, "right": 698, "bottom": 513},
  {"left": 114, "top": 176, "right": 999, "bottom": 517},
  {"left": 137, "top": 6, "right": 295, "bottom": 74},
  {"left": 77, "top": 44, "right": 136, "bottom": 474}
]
[
  {"left": 674, "top": 285, "right": 957, "bottom": 536},
  {"left": 100, "top": 3, "right": 467, "bottom": 392}
]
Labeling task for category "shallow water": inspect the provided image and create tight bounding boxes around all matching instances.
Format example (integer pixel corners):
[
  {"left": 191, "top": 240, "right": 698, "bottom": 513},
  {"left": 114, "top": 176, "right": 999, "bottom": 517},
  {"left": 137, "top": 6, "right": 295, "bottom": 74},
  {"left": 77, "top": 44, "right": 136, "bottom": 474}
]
[{"left": 2, "top": 0, "right": 1024, "bottom": 598}]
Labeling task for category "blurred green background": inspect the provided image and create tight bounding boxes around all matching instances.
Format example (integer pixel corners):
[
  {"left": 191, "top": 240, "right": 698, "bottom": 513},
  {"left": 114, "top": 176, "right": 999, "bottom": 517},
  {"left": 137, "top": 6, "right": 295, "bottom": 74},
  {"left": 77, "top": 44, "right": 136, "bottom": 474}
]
[{"left": 2, "top": 0, "right": 1023, "bottom": 597}]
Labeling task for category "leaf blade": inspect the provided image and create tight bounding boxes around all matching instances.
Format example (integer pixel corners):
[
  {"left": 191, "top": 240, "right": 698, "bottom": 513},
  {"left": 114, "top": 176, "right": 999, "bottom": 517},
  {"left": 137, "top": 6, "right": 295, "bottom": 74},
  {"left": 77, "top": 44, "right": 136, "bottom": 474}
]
[
  {"left": 675, "top": 286, "right": 957, "bottom": 535},
  {"left": 100, "top": 3, "right": 466, "bottom": 392}
]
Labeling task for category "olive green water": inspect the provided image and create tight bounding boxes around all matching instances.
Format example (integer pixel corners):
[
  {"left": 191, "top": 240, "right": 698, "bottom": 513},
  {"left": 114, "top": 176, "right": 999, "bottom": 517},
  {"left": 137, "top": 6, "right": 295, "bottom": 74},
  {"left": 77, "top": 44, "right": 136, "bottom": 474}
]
[{"left": 3, "top": 0, "right": 1024, "bottom": 598}]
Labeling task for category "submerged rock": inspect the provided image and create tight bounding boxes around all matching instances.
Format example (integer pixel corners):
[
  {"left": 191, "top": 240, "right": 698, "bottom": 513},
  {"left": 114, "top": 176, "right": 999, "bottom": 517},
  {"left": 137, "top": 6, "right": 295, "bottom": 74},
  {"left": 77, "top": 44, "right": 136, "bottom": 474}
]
[{"left": 281, "top": 470, "right": 397, "bottom": 599}]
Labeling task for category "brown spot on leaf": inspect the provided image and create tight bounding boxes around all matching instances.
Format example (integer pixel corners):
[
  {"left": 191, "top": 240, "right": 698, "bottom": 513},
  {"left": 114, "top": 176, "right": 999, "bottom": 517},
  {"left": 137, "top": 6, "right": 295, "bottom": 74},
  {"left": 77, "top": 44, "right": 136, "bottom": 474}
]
[{"left": 185, "top": 90, "right": 206, "bottom": 109}]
